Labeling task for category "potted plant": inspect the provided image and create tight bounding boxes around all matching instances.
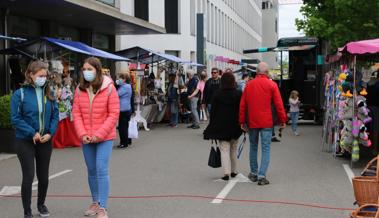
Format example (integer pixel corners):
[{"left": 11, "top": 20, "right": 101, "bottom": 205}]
[{"left": 0, "top": 93, "right": 15, "bottom": 153}]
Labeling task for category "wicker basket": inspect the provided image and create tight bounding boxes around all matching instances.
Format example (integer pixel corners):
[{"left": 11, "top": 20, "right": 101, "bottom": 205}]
[
  {"left": 351, "top": 204, "right": 379, "bottom": 218},
  {"left": 361, "top": 156, "right": 378, "bottom": 177},
  {"left": 351, "top": 197, "right": 379, "bottom": 218},
  {"left": 353, "top": 156, "right": 379, "bottom": 206}
]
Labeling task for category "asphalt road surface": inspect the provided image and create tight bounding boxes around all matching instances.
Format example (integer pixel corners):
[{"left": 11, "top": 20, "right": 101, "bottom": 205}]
[{"left": 0, "top": 124, "right": 362, "bottom": 218}]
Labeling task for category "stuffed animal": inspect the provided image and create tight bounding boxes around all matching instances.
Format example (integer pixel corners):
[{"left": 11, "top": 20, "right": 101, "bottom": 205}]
[
  {"left": 351, "top": 139, "right": 359, "bottom": 162},
  {"left": 340, "top": 120, "right": 354, "bottom": 150}
]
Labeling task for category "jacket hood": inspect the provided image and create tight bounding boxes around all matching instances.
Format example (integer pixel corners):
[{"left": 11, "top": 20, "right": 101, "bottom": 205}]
[{"left": 100, "top": 76, "right": 114, "bottom": 91}]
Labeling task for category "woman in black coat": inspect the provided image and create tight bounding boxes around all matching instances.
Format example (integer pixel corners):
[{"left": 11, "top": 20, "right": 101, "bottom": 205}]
[{"left": 203, "top": 71, "right": 242, "bottom": 180}]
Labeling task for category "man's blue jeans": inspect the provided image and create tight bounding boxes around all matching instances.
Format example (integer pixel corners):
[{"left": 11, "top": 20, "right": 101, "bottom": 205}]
[
  {"left": 248, "top": 128, "right": 273, "bottom": 178},
  {"left": 82, "top": 140, "right": 113, "bottom": 208}
]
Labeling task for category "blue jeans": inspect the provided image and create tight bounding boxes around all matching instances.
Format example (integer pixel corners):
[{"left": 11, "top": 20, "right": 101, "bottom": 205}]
[
  {"left": 190, "top": 97, "right": 200, "bottom": 125},
  {"left": 82, "top": 140, "right": 113, "bottom": 208},
  {"left": 169, "top": 101, "right": 178, "bottom": 125},
  {"left": 248, "top": 128, "right": 273, "bottom": 178},
  {"left": 290, "top": 112, "right": 299, "bottom": 132}
]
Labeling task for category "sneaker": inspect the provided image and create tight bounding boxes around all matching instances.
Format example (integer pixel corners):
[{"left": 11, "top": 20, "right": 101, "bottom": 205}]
[
  {"left": 37, "top": 205, "right": 50, "bottom": 217},
  {"left": 258, "top": 177, "right": 270, "bottom": 186},
  {"left": 271, "top": 137, "right": 280, "bottom": 142},
  {"left": 192, "top": 125, "right": 200, "bottom": 129},
  {"left": 231, "top": 172, "right": 238, "bottom": 178},
  {"left": 248, "top": 173, "right": 258, "bottom": 182},
  {"left": 221, "top": 175, "right": 230, "bottom": 181},
  {"left": 187, "top": 124, "right": 195, "bottom": 128},
  {"left": 97, "top": 208, "right": 108, "bottom": 218},
  {"left": 84, "top": 203, "right": 99, "bottom": 216},
  {"left": 294, "top": 132, "right": 299, "bottom": 136},
  {"left": 24, "top": 211, "right": 33, "bottom": 218},
  {"left": 117, "top": 144, "right": 128, "bottom": 149}
]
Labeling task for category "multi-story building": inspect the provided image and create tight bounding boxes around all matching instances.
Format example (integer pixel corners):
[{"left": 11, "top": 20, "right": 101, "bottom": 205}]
[
  {"left": 0, "top": 0, "right": 164, "bottom": 94},
  {"left": 118, "top": 0, "right": 265, "bottom": 73},
  {"left": 262, "top": 0, "right": 279, "bottom": 68}
]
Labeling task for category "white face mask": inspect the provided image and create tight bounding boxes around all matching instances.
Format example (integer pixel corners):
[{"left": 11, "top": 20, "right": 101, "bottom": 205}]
[
  {"left": 34, "top": 77, "right": 47, "bottom": 87},
  {"left": 83, "top": 70, "right": 96, "bottom": 82}
]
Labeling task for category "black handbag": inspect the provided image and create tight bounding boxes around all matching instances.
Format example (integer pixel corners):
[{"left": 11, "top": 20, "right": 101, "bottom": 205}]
[{"left": 208, "top": 140, "right": 221, "bottom": 168}]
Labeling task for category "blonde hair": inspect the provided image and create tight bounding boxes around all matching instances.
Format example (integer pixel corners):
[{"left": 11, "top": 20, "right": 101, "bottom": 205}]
[
  {"left": 118, "top": 69, "right": 131, "bottom": 83},
  {"left": 290, "top": 90, "right": 299, "bottom": 99}
]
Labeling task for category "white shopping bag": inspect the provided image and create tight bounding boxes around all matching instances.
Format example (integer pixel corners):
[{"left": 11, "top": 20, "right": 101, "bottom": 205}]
[{"left": 128, "top": 118, "right": 139, "bottom": 139}]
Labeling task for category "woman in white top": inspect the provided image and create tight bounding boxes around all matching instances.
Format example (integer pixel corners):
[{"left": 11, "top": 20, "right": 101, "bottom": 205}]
[{"left": 289, "top": 90, "right": 300, "bottom": 136}]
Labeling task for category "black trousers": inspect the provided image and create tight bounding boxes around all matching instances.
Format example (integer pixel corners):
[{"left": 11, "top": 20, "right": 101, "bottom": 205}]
[
  {"left": 15, "top": 139, "right": 52, "bottom": 214},
  {"left": 118, "top": 111, "right": 132, "bottom": 145}
]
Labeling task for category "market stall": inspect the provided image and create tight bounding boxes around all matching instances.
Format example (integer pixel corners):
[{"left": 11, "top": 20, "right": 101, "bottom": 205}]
[
  {"left": 0, "top": 37, "right": 129, "bottom": 149},
  {"left": 116, "top": 46, "right": 196, "bottom": 129},
  {"left": 322, "top": 38, "right": 379, "bottom": 163}
]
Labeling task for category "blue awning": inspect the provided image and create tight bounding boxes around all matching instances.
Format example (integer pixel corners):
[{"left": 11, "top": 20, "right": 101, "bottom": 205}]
[
  {"left": 116, "top": 46, "right": 188, "bottom": 64},
  {"left": 43, "top": 37, "right": 129, "bottom": 61},
  {"left": 0, "top": 35, "right": 27, "bottom": 42},
  {"left": 0, "top": 37, "right": 129, "bottom": 61}
]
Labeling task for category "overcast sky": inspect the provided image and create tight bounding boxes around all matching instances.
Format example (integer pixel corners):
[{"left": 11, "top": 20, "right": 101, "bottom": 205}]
[{"left": 279, "top": 4, "right": 304, "bottom": 38}]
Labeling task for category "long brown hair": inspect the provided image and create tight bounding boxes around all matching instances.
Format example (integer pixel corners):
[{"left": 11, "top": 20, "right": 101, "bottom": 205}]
[
  {"left": 24, "top": 60, "right": 54, "bottom": 100},
  {"left": 79, "top": 57, "right": 103, "bottom": 92},
  {"left": 220, "top": 72, "right": 237, "bottom": 90}
]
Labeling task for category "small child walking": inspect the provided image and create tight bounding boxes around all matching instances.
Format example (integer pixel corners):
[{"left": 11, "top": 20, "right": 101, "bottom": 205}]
[{"left": 289, "top": 90, "right": 300, "bottom": 136}]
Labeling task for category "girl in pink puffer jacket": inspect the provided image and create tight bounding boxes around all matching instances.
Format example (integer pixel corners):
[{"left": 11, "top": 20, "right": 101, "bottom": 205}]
[{"left": 72, "top": 57, "right": 119, "bottom": 218}]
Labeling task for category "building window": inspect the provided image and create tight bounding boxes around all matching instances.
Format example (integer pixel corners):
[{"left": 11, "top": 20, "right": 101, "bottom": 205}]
[
  {"left": 135, "top": 0, "right": 149, "bottom": 21},
  {"left": 166, "top": 0, "right": 179, "bottom": 33},
  {"left": 96, "top": 0, "right": 115, "bottom": 7}
]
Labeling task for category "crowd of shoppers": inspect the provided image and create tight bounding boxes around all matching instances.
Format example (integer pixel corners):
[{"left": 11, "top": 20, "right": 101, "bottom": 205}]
[{"left": 10, "top": 57, "right": 302, "bottom": 217}]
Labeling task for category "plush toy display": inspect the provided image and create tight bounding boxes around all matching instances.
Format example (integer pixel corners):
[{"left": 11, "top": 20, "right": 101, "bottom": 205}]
[{"left": 337, "top": 69, "right": 372, "bottom": 158}]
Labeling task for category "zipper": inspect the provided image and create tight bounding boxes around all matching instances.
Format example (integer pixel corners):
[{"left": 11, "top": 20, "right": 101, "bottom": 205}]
[{"left": 35, "top": 88, "right": 44, "bottom": 135}]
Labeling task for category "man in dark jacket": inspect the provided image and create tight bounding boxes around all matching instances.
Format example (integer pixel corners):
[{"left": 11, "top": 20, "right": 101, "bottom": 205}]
[
  {"left": 239, "top": 62, "right": 287, "bottom": 186},
  {"left": 202, "top": 67, "right": 220, "bottom": 113}
]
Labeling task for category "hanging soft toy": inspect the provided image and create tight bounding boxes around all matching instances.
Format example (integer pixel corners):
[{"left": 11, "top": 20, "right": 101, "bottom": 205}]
[
  {"left": 342, "top": 98, "right": 354, "bottom": 120},
  {"left": 342, "top": 72, "right": 354, "bottom": 98},
  {"left": 360, "top": 88, "right": 368, "bottom": 96},
  {"left": 351, "top": 139, "right": 360, "bottom": 162},
  {"left": 337, "top": 100, "right": 347, "bottom": 120},
  {"left": 340, "top": 120, "right": 354, "bottom": 151},
  {"left": 356, "top": 96, "right": 372, "bottom": 124},
  {"left": 352, "top": 118, "right": 362, "bottom": 137}
]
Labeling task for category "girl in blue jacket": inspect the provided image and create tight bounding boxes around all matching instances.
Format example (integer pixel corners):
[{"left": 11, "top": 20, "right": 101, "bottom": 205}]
[{"left": 10, "top": 60, "right": 59, "bottom": 218}]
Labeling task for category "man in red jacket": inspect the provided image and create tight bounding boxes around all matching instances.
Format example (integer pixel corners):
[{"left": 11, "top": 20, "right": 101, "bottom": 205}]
[{"left": 240, "top": 62, "right": 287, "bottom": 185}]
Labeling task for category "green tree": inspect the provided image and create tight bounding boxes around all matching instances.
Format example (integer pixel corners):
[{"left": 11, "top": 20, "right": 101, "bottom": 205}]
[{"left": 295, "top": 0, "right": 379, "bottom": 49}]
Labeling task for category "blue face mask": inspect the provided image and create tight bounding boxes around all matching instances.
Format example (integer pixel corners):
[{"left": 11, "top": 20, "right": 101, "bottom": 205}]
[
  {"left": 83, "top": 70, "right": 96, "bottom": 82},
  {"left": 34, "top": 77, "right": 47, "bottom": 87},
  {"left": 115, "top": 79, "right": 123, "bottom": 85}
]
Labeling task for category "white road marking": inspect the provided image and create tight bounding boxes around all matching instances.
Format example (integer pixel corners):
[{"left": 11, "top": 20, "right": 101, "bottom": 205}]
[
  {"left": 211, "top": 173, "right": 251, "bottom": 204},
  {"left": 0, "top": 169, "right": 72, "bottom": 196},
  {"left": 343, "top": 164, "right": 355, "bottom": 185},
  {"left": 32, "top": 169, "right": 72, "bottom": 186}
]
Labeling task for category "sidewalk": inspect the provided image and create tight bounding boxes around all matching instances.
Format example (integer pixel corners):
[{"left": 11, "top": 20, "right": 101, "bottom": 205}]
[{"left": 0, "top": 153, "right": 16, "bottom": 162}]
